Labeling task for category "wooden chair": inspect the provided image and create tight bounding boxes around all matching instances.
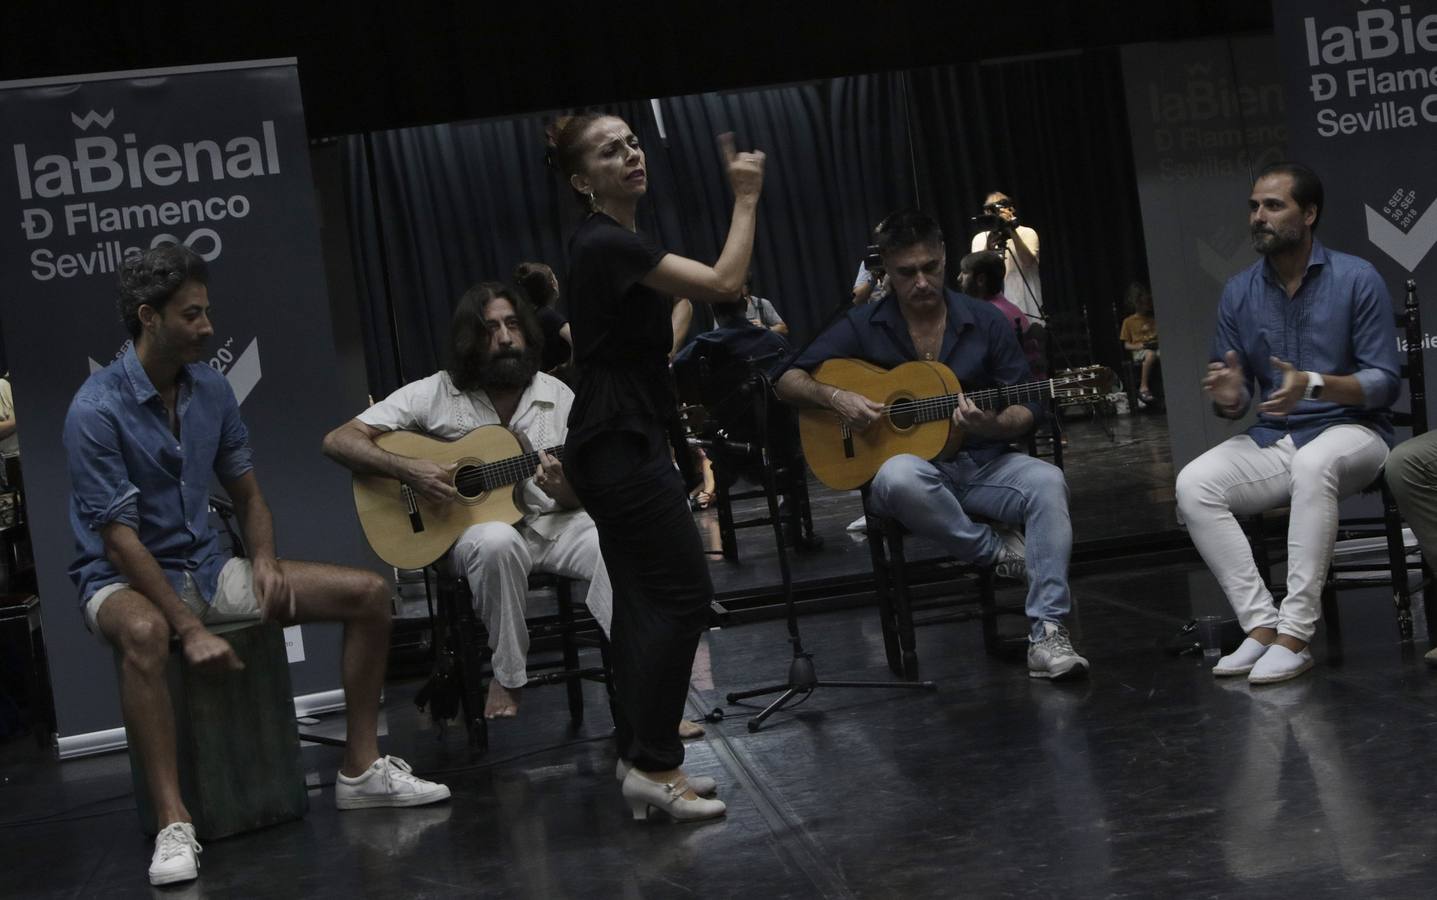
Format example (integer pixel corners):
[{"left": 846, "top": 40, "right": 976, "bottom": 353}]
[
  {"left": 863, "top": 494, "right": 1013, "bottom": 680},
  {"left": 425, "top": 566, "right": 609, "bottom": 755}
]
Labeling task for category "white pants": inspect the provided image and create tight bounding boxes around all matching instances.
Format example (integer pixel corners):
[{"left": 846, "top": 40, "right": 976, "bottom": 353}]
[
  {"left": 1175, "top": 425, "right": 1389, "bottom": 642},
  {"left": 449, "top": 516, "right": 613, "bottom": 689}
]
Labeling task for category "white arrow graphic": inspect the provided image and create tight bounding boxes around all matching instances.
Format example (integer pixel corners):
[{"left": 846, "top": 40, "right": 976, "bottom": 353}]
[
  {"left": 1366, "top": 202, "right": 1437, "bottom": 273},
  {"left": 70, "top": 109, "right": 114, "bottom": 130},
  {"left": 225, "top": 338, "right": 262, "bottom": 405},
  {"left": 1196, "top": 235, "right": 1253, "bottom": 285}
]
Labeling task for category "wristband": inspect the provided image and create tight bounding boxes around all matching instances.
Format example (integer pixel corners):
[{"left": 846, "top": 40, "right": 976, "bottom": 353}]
[
  {"left": 1302, "top": 371, "right": 1325, "bottom": 401},
  {"left": 830, "top": 387, "right": 841, "bottom": 406}
]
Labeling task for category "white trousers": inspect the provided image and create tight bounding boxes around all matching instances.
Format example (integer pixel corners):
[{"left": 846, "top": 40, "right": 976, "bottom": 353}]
[
  {"left": 449, "top": 516, "right": 613, "bottom": 689},
  {"left": 1175, "top": 425, "right": 1389, "bottom": 642}
]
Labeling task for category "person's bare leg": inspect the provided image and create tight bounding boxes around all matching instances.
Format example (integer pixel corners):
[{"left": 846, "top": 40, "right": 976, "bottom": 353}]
[
  {"left": 485, "top": 680, "right": 521, "bottom": 718},
  {"left": 1140, "top": 353, "right": 1156, "bottom": 394},
  {"left": 1274, "top": 633, "right": 1309, "bottom": 653},
  {"left": 272, "top": 561, "right": 391, "bottom": 776},
  {"left": 97, "top": 590, "right": 190, "bottom": 826}
]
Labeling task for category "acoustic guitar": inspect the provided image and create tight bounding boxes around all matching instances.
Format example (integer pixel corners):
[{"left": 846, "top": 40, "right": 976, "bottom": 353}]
[
  {"left": 798, "top": 359, "right": 1113, "bottom": 490},
  {"left": 352, "top": 425, "right": 562, "bottom": 569}
]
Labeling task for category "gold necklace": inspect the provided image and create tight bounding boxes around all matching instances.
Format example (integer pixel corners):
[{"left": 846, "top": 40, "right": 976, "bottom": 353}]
[{"left": 910, "top": 328, "right": 941, "bottom": 362}]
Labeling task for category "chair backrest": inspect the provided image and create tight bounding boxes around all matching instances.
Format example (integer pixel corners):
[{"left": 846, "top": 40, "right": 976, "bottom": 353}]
[
  {"left": 1395, "top": 279, "right": 1427, "bottom": 438},
  {"left": 674, "top": 334, "right": 800, "bottom": 467}
]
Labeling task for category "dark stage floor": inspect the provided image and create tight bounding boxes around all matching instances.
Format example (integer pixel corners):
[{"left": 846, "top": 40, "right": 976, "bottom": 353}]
[{"left": 6, "top": 411, "right": 1437, "bottom": 897}]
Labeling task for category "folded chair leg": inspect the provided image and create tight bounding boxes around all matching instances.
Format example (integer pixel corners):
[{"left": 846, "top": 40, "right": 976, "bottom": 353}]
[{"left": 556, "top": 579, "right": 584, "bottom": 725}]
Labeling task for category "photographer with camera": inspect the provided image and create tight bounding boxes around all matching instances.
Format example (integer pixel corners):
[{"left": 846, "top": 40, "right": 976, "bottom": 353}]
[{"left": 970, "top": 191, "right": 1041, "bottom": 321}]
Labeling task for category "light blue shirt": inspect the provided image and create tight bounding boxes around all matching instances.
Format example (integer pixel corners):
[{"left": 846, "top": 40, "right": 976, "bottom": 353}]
[
  {"left": 1211, "top": 239, "right": 1400, "bottom": 447},
  {"left": 65, "top": 345, "right": 253, "bottom": 606}
]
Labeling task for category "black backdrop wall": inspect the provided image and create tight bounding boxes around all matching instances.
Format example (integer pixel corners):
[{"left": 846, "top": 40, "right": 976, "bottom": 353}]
[{"left": 344, "top": 51, "right": 1150, "bottom": 397}]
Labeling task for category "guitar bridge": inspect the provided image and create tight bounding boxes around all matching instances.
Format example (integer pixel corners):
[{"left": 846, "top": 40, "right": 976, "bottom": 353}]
[
  {"left": 401, "top": 485, "right": 425, "bottom": 534},
  {"left": 841, "top": 422, "right": 854, "bottom": 459}
]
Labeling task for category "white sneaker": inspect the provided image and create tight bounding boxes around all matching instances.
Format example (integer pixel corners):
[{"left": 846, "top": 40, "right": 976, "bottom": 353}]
[
  {"left": 1248, "top": 644, "right": 1314, "bottom": 684},
  {"left": 990, "top": 525, "right": 1026, "bottom": 583},
  {"left": 148, "top": 821, "right": 201, "bottom": 886},
  {"left": 335, "top": 756, "right": 452, "bottom": 810},
  {"left": 1212, "top": 637, "right": 1270, "bottom": 677}
]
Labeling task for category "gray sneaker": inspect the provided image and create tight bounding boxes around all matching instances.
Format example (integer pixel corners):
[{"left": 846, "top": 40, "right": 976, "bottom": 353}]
[
  {"left": 990, "top": 525, "right": 1026, "bottom": 583},
  {"left": 1028, "top": 622, "right": 1089, "bottom": 680}
]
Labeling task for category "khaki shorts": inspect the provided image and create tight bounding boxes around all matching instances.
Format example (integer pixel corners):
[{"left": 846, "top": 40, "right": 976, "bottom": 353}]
[{"left": 83, "top": 557, "right": 260, "bottom": 641}]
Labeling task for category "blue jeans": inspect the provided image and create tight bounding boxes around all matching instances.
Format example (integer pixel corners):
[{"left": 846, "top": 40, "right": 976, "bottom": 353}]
[{"left": 868, "top": 451, "right": 1073, "bottom": 640}]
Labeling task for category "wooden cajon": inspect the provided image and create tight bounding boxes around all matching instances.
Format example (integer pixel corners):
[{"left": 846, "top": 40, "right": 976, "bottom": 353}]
[{"left": 122, "top": 621, "right": 309, "bottom": 840}]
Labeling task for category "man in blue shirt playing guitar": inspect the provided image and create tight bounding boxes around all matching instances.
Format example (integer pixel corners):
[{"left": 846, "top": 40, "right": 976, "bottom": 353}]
[{"left": 776, "top": 209, "right": 1089, "bottom": 680}]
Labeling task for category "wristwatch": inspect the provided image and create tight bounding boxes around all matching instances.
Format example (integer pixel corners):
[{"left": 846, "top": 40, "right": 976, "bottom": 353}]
[{"left": 1303, "top": 371, "right": 1325, "bottom": 400}]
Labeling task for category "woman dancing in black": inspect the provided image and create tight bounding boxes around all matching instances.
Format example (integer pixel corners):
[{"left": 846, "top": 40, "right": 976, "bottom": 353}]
[{"left": 548, "top": 113, "right": 764, "bottom": 822}]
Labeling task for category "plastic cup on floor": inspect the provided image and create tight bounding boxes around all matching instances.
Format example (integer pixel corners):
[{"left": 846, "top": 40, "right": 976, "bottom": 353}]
[{"left": 1196, "top": 615, "right": 1224, "bottom": 662}]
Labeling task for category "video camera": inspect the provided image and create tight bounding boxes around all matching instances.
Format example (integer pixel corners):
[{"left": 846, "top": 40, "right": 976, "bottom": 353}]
[{"left": 862, "top": 242, "right": 883, "bottom": 278}]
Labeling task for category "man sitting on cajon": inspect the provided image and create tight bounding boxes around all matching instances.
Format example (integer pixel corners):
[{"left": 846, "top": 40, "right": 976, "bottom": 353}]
[{"left": 64, "top": 244, "right": 450, "bottom": 887}]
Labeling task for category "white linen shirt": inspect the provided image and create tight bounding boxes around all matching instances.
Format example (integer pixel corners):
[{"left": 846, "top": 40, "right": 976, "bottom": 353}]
[{"left": 357, "top": 371, "right": 579, "bottom": 541}]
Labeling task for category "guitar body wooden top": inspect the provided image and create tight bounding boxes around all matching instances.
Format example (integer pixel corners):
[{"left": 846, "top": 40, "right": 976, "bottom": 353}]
[
  {"left": 798, "top": 358, "right": 962, "bottom": 490},
  {"left": 352, "top": 426, "right": 527, "bottom": 569}
]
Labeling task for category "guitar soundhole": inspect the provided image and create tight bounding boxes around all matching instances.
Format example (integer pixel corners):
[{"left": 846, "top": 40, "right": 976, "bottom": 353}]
[
  {"left": 889, "top": 396, "right": 917, "bottom": 430},
  {"left": 455, "top": 464, "right": 485, "bottom": 500}
]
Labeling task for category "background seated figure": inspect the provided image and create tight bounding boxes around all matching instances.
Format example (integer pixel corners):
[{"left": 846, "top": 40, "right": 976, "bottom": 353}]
[
  {"left": 958, "top": 250, "right": 1045, "bottom": 379},
  {"left": 1119, "top": 282, "right": 1161, "bottom": 406},
  {"left": 740, "top": 278, "right": 788, "bottom": 335},
  {"left": 674, "top": 297, "right": 798, "bottom": 480},
  {"left": 513, "top": 261, "right": 573, "bottom": 380}
]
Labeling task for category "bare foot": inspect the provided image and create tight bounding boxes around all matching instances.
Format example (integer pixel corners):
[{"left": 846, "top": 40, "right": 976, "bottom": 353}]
[
  {"left": 484, "top": 681, "right": 520, "bottom": 719},
  {"left": 678, "top": 719, "right": 705, "bottom": 740}
]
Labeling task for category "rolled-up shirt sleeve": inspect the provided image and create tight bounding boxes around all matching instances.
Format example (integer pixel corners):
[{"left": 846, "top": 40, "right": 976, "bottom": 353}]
[
  {"left": 1349, "top": 266, "right": 1401, "bottom": 410},
  {"left": 1209, "top": 279, "right": 1255, "bottom": 416},
  {"left": 213, "top": 382, "right": 254, "bottom": 481},
  {"left": 64, "top": 397, "right": 140, "bottom": 531}
]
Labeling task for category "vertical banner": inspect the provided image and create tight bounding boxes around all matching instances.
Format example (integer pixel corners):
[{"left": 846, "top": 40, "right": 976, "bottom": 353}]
[
  {"left": 1273, "top": 0, "right": 1437, "bottom": 398},
  {"left": 0, "top": 60, "right": 369, "bottom": 748},
  {"left": 1121, "top": 38, "right": 1288, "bottom": 471}
]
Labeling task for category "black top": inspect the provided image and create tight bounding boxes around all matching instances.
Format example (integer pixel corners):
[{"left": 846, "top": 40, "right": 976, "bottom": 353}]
[
  {"left": 565, "top": 213, "right": 675, "bottom": 448},
  {"left": 536, "top": 306, "right": 570, "bottom": 371}
]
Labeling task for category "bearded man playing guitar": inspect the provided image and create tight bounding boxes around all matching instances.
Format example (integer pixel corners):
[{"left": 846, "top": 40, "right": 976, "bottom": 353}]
[
  {"left": 323, "top": 282, "right": 611, "bottom": 718},
  {"left": 776, "top": 209, "right": 1089, "bottom": 680}
]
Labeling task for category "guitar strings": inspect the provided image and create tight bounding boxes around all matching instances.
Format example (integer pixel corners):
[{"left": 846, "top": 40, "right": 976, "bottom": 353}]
[
  {"left": 450, "top": 447, "right": 566, "bottom": 492},
  {"left": 876, "top": 375, "right": 1099, "bottom": 422}
]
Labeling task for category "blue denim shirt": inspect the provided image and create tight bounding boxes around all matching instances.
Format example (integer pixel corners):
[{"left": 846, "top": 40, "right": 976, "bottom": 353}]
[
  {"left": 792, "top": 288, "right": 1039, "bottom": 464},
  {"left": 1212, "top": 240, "right": 1400, "bottom": 448},
  {"left": 64, "top": 345, "right": 254, "bottom": 606}
]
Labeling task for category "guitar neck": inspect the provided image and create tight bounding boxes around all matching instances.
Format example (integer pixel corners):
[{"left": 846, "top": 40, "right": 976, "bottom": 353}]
[
  {"left": 913, "top": 380, "right": 1056, "bottom": 423},
  {"left": 464, "top": 445, "right": 566, "bottom": 490}
]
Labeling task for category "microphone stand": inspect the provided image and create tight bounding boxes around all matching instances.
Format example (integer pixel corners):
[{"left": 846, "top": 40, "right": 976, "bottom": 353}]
[{"left": 722, "top": 289, "right": 936, "bottom": 733}]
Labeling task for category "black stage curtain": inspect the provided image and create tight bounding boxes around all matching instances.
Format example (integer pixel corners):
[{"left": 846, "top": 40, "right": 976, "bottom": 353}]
[{"left": 344, "top": 51, "right": 1149, "bottom": 396}]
